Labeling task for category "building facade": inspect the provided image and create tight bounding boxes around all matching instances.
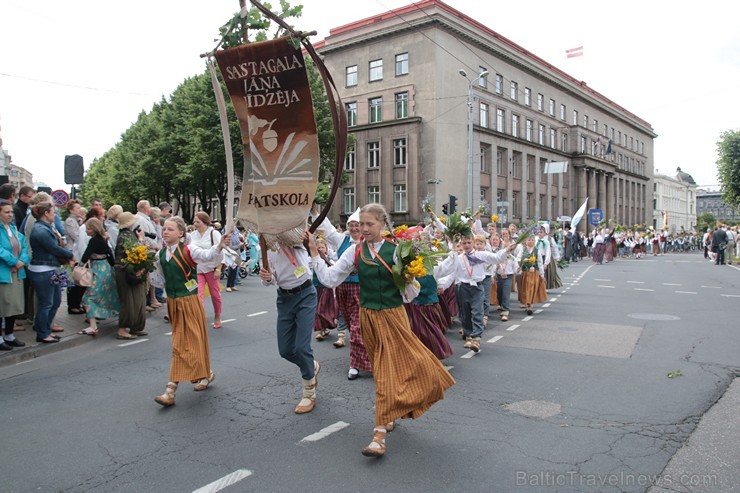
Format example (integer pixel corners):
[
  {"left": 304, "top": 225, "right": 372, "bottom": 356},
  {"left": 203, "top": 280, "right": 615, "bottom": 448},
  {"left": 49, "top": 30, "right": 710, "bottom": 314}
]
[
  {"left": 652, "top": 167, "right": 696, "bottom": 232},
  {"left": 316, "top": 0, "right": 656, "bottom": 231},
  {"left": 0, "top": 122, "right": 34, "bottom": 189},
  {"left": 696, "top": 190, "right": 740, "bottom": 223}
]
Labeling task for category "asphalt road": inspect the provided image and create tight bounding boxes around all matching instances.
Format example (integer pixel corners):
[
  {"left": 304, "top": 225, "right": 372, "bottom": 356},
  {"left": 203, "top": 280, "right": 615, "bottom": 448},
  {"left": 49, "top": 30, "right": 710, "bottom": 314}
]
[{"left": 1, "top": 253, "right": 738, "bottom": 492}]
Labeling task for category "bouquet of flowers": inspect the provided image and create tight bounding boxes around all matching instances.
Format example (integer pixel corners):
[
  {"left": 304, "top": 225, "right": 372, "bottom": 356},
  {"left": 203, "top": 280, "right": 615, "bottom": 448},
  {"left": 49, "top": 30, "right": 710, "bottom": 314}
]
[
  {"left": 491, "top": 214, "right": 499, "bottom": 223},
  {"left": 557, "top": 258, "right": 569, "bottom": 269},
  {"left": 443, "top": 212, "right": 472, "bottom": 241},
  {"left": 514, "top": 223, "right": 538, "bottom": 245},
  {"left": 421, "top": 194, "right": 434, "bottom": 215},
  {"left": 478, "top": 199, "right": 490, "bottom": 216},
  {"left": 50, "top": 265, "right": 75, "bottom": 287},
  {"left": 391, "top": 236, "right": 449, "bottom": 291},
  {"left": 120, "top": 238, "right": 156, "bottom": 284},
  {"left": 519, "top": 251, "right": 539, "bottom": 271}
]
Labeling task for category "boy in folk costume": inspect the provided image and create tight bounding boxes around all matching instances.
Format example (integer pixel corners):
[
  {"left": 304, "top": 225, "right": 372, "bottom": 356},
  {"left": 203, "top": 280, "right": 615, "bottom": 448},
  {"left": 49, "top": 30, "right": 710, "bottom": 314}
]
[
  {"left": 474, "top": 235, "right": 494, "bottom": 325},
  {"left": 517, "top": 234, "right": 548, "bottom": 315},
  {"left": 309, "top": 203, "right": 455, "bottom": 458},
  {"left": 259, "top": 235, "right": 321, "bottom": 415},
  {"left": 435, "top": 230, "right": 516, "bottom": 353},
  {"left": 312, "top": 207, "right": 372, "bottom": 380},
  {"left": 153, "top": 217, "right": 229, "bottom": 407}
]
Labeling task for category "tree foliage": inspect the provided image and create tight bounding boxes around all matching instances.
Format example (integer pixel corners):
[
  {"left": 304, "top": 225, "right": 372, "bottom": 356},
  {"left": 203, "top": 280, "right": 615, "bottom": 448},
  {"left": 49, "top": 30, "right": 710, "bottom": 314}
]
[
  {"left": 717, "top": 129, "right": 740, "bottom": 207},
  {"left": 696, "top": 212, "right": 717, "bottom": 232},
  {"left": 82, "top": 1, "right": 349, "bottom": 221}
]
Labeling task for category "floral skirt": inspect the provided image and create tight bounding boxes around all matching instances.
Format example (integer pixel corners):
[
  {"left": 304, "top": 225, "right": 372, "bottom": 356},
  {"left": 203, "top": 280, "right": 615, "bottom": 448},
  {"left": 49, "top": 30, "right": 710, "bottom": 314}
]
[{"left": 83, "top": 260, "right": 119, "bottom": 319}]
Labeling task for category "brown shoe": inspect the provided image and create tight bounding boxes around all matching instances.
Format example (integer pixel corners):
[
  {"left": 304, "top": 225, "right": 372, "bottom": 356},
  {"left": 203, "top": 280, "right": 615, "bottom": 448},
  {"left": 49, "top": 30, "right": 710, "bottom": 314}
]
[
  {"left": 154, "top": 382, "right": 177, "bottom": 407},
  {"left": 333, "top": 331, "right": 346, "bottom": 348},
  {"left": 470, "top": 337, "right": 481, "bottom": 353},
  {"left": 361, "top": 428, "right": 387, "bottom": 458},
  {"left": 463, "top": 336, "right": 472, "bottom": 349},
  {"left": 193, "top": 371, "right": 215, "bottom": 391},
  {"left": 294, "top": 375, "right": 317, "bottom": 414}
]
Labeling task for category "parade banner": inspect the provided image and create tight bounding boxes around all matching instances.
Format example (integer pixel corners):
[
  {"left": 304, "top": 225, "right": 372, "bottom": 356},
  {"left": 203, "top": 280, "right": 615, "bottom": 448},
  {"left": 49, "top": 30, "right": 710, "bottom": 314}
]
[{"left": 214, "top": 37, "right": 320, "bottom": 248}]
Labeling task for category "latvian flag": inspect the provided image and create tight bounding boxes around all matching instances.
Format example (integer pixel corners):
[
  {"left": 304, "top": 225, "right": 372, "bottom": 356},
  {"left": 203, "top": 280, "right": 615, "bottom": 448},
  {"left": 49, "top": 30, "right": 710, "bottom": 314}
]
[{"left": 566, "top": 46, "right": 583, "bottom": 58}]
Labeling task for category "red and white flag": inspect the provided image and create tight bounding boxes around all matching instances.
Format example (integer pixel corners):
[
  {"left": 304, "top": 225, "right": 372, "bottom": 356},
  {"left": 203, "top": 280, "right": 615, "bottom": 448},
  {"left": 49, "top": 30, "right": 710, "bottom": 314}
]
[{"left": 566, "top": 46, "right": 583, "bottom": 58}]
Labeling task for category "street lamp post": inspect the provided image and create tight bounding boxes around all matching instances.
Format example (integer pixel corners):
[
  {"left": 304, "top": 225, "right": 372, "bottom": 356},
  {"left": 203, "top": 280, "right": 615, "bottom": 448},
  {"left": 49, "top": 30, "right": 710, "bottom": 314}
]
[{"left": 459, "top": 68, "right": 488, "bottom": 212}]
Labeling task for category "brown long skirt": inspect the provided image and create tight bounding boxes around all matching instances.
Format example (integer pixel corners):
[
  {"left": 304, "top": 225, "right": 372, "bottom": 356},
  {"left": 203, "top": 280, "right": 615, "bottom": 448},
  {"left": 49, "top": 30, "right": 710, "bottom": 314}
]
[
  {"left": 167, "top": 294, "right": 211, "bottom": 383},
  {"left": 517, "top": 271, "right": 548, "bottom": 305},
  {"left": 360, "top": 305, "right": 455, "bottom": 426}
]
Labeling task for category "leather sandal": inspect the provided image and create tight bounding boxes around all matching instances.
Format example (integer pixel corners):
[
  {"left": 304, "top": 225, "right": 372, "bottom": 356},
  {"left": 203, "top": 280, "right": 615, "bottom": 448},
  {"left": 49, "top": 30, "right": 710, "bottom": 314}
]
[
  {"left": 361, "top": 428, "right": 387, "bottom": 458},
  {"left": 193, "top": 371, "right": 215, "bottom": 391},
  {"left": 154, "top": 382, "right": 177, "bottom": 407},
  {"left": 333, "top": 332, "right": 346, "bottom": 348},
  {"left": 470, "top": 337, "right": 481, "bottom": 353}
]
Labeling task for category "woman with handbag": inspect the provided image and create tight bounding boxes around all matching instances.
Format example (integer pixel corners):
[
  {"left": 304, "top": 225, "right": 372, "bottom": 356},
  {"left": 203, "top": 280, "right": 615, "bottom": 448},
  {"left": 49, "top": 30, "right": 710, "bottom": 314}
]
[
  {"left": 27, "top": 202, "right": 75, "bottom": 343},
  {"left": 0, "top": 199, "right": 30, "bottom": 350},
  {"left": 114, "top": 212, "right": 148, "bottom": 340},
  {"left": 78, "top": 218, "right": 119, "bottom": 336}
]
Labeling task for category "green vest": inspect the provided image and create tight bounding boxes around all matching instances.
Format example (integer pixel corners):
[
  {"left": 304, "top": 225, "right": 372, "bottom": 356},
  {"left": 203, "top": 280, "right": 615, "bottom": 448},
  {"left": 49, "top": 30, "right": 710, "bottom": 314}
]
[
  {"left": 158, "top": 246, "right": 197, "bottom": 299},
  {"left": 358, "top": 240, "right": 402, "bottom": 310}
]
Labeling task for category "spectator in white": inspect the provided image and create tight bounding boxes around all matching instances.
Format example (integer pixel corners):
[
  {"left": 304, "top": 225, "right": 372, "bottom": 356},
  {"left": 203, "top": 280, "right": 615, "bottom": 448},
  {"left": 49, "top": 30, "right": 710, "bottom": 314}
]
[
  {"left": 13, "top": 186, "right": 36, "bottom": 228},
  {"left": 105, "top": 205, "right": 123, "bottom": 252},
  {"left": 190, "top": 211, "right": 224, "bottom": 328},
  {"left": 134, "top": 200, "right": 159, "bottom": 250},
  {"left": 724, "top": 225, "right": 735, "bottom": 266}
]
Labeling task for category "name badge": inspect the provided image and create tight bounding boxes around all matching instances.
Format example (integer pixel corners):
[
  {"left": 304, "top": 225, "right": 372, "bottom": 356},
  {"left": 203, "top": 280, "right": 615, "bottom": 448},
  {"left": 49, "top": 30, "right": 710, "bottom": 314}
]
[
  {"left": 293, "top": 265, "right": 307, "bottom": 278},
  {"left": 184, "top": 279, "right": 198, "bottom": 292}
]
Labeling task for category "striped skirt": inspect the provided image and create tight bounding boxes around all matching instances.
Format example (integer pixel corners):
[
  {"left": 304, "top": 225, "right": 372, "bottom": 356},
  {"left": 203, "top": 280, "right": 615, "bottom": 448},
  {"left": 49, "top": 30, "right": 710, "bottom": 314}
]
[
  {"left": 313, "top": 286, "right": 338, "bottom": 331},
  {"left": 337, "top": 282, "right": 372, "bottom": 371},
  {"left": 404, "top": 302, "right": 454, "bottom": 360},
  {"left": 167, "top": 294, "right": 211, "bottom": 383},
  {"left": 517, "top": 271, "right": 548, "bottom": 305},
  {"left": 360, "top": 305, "right": 456, "bottom": 426}
]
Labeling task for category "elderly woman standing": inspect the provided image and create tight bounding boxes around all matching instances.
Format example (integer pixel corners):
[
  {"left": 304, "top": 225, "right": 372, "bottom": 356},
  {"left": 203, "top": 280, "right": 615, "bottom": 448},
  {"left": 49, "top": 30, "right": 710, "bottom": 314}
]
[
  {"left": 0, "top": 199, "right": 30, "bottom": 350},
  {"left": 190, "top": 212, "right": 224, "bottom": 329},
  {"left": 78, "top": 218, "right": 119, "bottom": 336},
  {"left": 114, "top": 212, "right": 148, "bottom": 340},
  {"left": 28, "top": 202, "right": 75, "bottom": 343}
]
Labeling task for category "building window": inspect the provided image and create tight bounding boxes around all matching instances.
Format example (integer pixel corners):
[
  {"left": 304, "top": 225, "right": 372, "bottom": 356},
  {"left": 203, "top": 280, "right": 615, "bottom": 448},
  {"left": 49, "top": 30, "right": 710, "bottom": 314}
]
[
  {"left": 346, "top": 65, "right": 357, "bottom": 87},
  {"left": 537, "top": 93, "right": 544, "bottom": 111},
  {"left": 479, "top": 67, "right": 488, "bottom": 88},
  {"left": 480, "top": 144, "right": 491, "bottom": 173},
  {"left": 510, "top": 81, "right": 518, "bottom": 100},
  {"left": 480, "top": 187, "right": 488, "bottom": 203},
  {"left": 369, "top": 59, "right": 383, "bottom": 81},
  {"left": 526, "top": 193, "right": 533, "bottom": 219},
  {"left": 512, "top": 114, "right": 519, "bottom": 138},
  {"left": 393, "top": 184, "right": 407, "bottom": 212},
  {"left": 583, "top": 115, "right": 589, "bottom": 128},
  {"left": 593, "top": 119, "right": 598, "bottom": 133},
  {"left": 617, "top": 131, "right": 622, "bottom": 145},
  {"left": 538, "top": 124, "right": 545, "bottom": 145},
  {"left": 573, "top": 110, "right": 578, "bottom": 125},
  {"left": 367, "top": 142, "right": 380, "bottom": 168},
  {"left": 540, "top": 159, "right": 547, "bottom": 184},
  {"left": 524, "top": 87, "right": 531, "bottom": 106},
  {"left": 496, "top": 108, "right": 505, "bottom": 133},
  {"left": 603, "top": 123, "right": 608, "bottom": 136},
  {"left": 580, "top": 136, "right": 587, "bottom": 153},
  {"left": 346, "top": 102, "right": 357, "bottom": 127},
  {"left": 345, "top": 144, "right": 356, "bottom": 171},
  {"left": 495, "top": 73, "right": 503, "bottom": 93},
  {"left": 393, "top": 138, "right": 407, "bottom": 166},
  {"left": 549, "top": 99, "right": 555, "bottom": 116},
  {"left": 551, "top": 196, "right": 557, "bottom": 217},
  {"left": 395, "top": 53, "right": 408, "bottom": 76},
  {"left": 497, "top": 149, "right": 504, "bottom": 176},
  {"left": 369, "top": 97, "right": 382, "bottom": 123},
  {"left": 540, "top": 194, "right": 546, "bottom": 219},
  {"left": 611, "top": 128, "right": 615, "bottom": 141},
  {"left": 528, "top": 156, "right": 535, "bottom": 181},
  {"left": 525, "top": 119, "right": 533, "bottom": 142},
  {"left": 550, "top": 128, "right": 556, "bottom": 149},
  {"left": 395, "top": 92, "right": 408, "bottom": 119},
  {"left": 343, "top": 187, "right": 355, "bottom": 214},
  {"left": 480, "top": 102, "right": 489, "bottom": 127},
  {"left": 512, "top": 191, "right": 519, "bottom": 217},
  {"left": 561, "top": 133, "right": 568, "bottom": 152},
  {"left": 630, "top": 136, "right": 634, "bottom": 150},
  {"left": 368, "top": 185, "right": 380, "bottom": 204},
  {"left": 512, "top": 153, "right": 520, "bottom": 178},
  {"left": 560, "top": 104, "right": 566, "bottom": 121}
]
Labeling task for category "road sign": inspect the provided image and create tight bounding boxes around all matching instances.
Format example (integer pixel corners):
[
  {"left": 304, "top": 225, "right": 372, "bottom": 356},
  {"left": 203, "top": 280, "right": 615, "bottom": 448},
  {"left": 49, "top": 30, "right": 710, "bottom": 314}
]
[
  {"left": 557, "top": 216, "right": 572, "bottom": 222},
  {"left": 51, "top": 189, "right": 69, "bottom": 207},
  {"left": 588, "top": 208, "right": 603, "bottom": 227}
]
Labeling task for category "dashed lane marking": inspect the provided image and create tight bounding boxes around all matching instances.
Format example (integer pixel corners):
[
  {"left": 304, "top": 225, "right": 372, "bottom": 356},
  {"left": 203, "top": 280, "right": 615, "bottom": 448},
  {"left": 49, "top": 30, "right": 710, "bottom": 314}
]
[
  {"left": 193, "top": 469, "right": 253, "bottom": 493},
  {"left": 675, "top": 291, "right": 697, "bottom": 295},
  {"left": 700, "top": 286, "right": 721, "bottom": 289},
  {"left": 721, "top": 294, "right": 740, "bottom": 298},
  {"left": 487, "top": 335, "right": 504, "bottom": 343},
  {"left": 543, "top": 303, "right": 551, "bottom": 308},
  {"left": 534, "top": 309, "right": 543, "bottom": 314},
  {"left": 165, "top": 332, "right": 172, "bottom": 336},
  {"left": 634, "top": 288, "right": 654, "bottom": 292},
  {"left": 220, "top": 318, "right": 236, "bottom": 323},
  {"left": 301, "top": 421, "right": 350, "bottom": 442},
  {"left": 118, "top": 338, "right": 149, "bottom": 347},
  {"left": 594, "top": 278, "right": 611, "bottom": 281},
  {"left": 597, "top": 285, "right": 615, "bottom": 289},
  {"left": 627, "top": 281, "right": 645, "bottom": 284},
  {"left": 663, "top": 283, "right": 682, "bottom": 286},
  {"left": 460, "top": 351, "right": 475, "bottom": 359},
  {"left": 247, "top": 311, "right": 267, "bottom": 317},
  {"left": 506, "top": 324, "right": 520, "bottom": 332},
  {"left": 522, "top": 316, "right": 533, "bottom": 322}
]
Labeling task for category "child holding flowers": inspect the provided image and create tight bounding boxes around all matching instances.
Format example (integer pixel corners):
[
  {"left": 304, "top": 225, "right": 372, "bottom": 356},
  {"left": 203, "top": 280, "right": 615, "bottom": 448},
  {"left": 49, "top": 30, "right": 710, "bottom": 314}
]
[
  {"left": 308, "top": 203, "right": 455, "bottom": 459},
  {"left": 517, "top": 234, "right": 548, "bottom": 315}
]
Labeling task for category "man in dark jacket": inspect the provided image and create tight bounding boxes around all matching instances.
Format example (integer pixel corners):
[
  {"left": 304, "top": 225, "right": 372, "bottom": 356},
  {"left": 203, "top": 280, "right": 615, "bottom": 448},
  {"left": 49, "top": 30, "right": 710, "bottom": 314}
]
[
  {"left": 711, "top": 226, "right": 728, "bottom": 265},
  {"left": 14, "top": 186, "right": 36, "bottom": 228}
]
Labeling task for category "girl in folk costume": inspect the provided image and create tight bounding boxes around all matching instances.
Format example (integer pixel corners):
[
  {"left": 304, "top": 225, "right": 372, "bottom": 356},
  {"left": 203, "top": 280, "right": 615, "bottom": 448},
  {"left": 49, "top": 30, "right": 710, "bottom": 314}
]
[
  {"left": 592, "top": 229, "right": 606, "bottom": 264},
  {"left": 537, "top": 225, "right": 563, "bottom": 290},
  {"left": 312, "top": 238, "right": 338, "bottom": 341},
  {"left": 153, "top": 217, "right": 228, "bottom": 407},
  {"left": 313, "top": 208, "right": 372, "bottom": 381},
  {"left": 603, "top": 228, "right": 615, "bottom": 262},
  {"left": 517, "top": 235, "right": 548, "bottom": 315},
  {"left": 435, "top": 230, "right": 515, "bottom": 353},
  {"left": 633, "top": 232, "right": 645, "bottom": 258},
  {"left": 309, "top": 203, "right": 455, "bottom": 458}
]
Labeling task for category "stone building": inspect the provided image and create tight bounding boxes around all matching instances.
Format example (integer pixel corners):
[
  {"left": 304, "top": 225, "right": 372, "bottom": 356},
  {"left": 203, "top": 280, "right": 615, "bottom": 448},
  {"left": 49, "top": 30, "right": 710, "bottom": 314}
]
[
  {"left": 316, "top": 0, "right": 655, "bottom": 231},
  {"left": 652, "top": 167, "right": 696, "bottom": 232}
]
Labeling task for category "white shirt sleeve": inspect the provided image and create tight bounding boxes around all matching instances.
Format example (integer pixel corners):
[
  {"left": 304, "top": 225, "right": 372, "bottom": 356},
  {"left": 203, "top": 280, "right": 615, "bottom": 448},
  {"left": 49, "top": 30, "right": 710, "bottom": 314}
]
[{"left": 311, "top": 243, "right": 357, "bottom": 288}]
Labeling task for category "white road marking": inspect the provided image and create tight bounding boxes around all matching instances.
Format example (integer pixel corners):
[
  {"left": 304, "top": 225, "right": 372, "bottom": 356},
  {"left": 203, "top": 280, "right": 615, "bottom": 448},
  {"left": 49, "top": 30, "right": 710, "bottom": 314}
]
[
  {"left": 597, "top": 285, "right": 615, "bottom": 289},
  {"left": 247, "top": 311, "right": 267, "bottom": 317},
  {"left": 301, "top": 421, "right": 350, "bottom": 442},
  {"left": 165, "top": 332, "right": 172, "bottom": 336},
  {"left": 675, "top": 291, "right": 697, "bottom": 295},
  {"left": 729, "top": 265, "right": 740, "bottom": 272},
  {"left": 627, "top": 281, "right": 645, "bottom": 284},
  {"left": 634, "top": 288, "right": 654, "bottom": 292},
  {"left": 663, "top": 283, "right": 682, "bottom": 286},
  {"left": 522, "top": 316, "right": 533, "bottom": 322},
  {"left": 594, "top": 278, "right": 611, "bottom": 281},
  {"left": 193, "top": 469, "right": 253, "bottom": 493},
  {"left": 534, "top": 309, "right": 543, "bottom": 314},
  {"left": 543, "top": 303, "right": 551, "bottom": 308},
  {"left": 549, "top": 298, "right": 558, "bottom": 302},
  {"left": 721, "top": 294, "right": 740, "bottom": 298},
  {"left": 220, "top": 318, "right": 237, "bottom": 323},
  {"left": 117, "top": 338, "right": 149, "bottom": 347},
  {"left": 700, "top": 286, "right": 721, "bottom": 289},
  {"left": 487, "top": 335, "right": 504, "bottom": 343},
  {"left": 460, "top": 351, "right": 475, "bottom": 359},
  {"left": 444, "top": 365, "right": 454, "bottom": 371},
  {"left": 506, "top": 324, "right": 520, "bottom": 332}
]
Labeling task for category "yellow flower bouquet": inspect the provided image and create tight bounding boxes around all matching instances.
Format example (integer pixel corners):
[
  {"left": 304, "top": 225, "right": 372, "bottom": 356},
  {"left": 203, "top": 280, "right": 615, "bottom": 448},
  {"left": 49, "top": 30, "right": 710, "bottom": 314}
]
[
  {"left": 391, "top": 237, "right": 449, "bottom": 291},
  {"left": 120, "top": 239, "right": 156, "bottom": 284},
  {"left": 519, "top": 252, "right": 539, "bottom": 271}
]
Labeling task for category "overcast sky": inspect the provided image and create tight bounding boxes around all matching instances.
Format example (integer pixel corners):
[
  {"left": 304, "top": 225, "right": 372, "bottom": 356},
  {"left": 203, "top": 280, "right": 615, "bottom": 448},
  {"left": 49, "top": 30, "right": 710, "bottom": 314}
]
[{"left": 1, "top": 0, "right": 738, "bottom": 193}]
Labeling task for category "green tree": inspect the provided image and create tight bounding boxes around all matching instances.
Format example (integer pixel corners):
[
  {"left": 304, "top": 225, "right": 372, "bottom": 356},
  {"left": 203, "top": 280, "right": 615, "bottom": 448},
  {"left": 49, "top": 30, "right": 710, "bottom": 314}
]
[
  {"left": 717, "top": 130, "right": 740, "bottom": 207},
  {"left": 696, "top": 212, "right": 716, "bottom": 232}
]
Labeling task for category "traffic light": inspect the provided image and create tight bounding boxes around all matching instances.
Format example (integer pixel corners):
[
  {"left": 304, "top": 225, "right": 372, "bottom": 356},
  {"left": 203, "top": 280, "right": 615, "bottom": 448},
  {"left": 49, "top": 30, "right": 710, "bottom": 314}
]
[
  {"left": 442, "top": 203, "right": 449, "bottom": 215},
  {"left": 449, "top": 195, "right": 457, "bottom": 214}
]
